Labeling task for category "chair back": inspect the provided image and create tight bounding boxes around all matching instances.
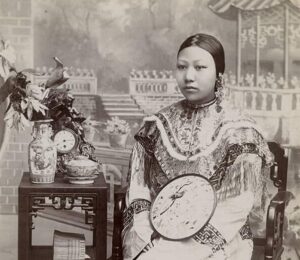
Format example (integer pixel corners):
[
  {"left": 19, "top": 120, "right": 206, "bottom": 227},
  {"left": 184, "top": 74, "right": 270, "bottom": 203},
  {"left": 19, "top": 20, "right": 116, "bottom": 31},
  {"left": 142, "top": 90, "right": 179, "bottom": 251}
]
[
  {"left": 267, "top": 142, "right": 288, "bottom": 192},
  {"left": 252, "top": 142, "right": 290, "bottom": 260}
]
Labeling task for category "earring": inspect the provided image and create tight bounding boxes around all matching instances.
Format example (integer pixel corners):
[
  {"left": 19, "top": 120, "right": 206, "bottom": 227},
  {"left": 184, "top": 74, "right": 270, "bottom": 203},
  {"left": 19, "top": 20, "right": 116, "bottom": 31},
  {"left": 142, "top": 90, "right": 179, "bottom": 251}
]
[{"left": 215, "top": 73, "right": 225, "bottom": 113}]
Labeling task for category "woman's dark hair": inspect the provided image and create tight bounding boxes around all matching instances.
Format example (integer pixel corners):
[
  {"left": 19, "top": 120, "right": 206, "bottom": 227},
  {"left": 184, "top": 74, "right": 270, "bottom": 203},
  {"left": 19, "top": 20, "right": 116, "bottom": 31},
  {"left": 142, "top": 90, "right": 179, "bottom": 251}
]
[{"left": 177, "top": 33, "right": 225, "bottom": 76}]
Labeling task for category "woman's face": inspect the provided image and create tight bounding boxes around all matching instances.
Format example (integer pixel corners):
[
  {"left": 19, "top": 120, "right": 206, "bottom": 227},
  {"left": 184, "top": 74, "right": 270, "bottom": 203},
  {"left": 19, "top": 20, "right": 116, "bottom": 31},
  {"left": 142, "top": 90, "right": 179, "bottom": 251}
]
[{"left": 176, "top": 46, "right": 217, "bottom": 104}]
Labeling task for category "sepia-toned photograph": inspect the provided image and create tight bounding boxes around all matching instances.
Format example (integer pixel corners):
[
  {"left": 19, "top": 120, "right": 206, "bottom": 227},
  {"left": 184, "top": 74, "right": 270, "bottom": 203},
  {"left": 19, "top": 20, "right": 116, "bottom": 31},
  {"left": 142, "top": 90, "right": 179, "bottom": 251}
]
[{"left": 0, "top": 0, "right": 299, "bottom": 259}]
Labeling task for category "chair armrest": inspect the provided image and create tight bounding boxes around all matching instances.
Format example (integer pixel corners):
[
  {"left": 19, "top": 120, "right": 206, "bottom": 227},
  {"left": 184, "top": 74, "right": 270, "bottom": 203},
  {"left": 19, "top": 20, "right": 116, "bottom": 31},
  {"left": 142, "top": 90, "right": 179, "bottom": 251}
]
[
  {"left": 265, "top": 191, "right": 293, "bottom": 260},
  {"left": 114, "top": 186, "right": 127, "bottom": 201},
  {"left": 111, "top": 187, "right": 127, "bottom": 260}
]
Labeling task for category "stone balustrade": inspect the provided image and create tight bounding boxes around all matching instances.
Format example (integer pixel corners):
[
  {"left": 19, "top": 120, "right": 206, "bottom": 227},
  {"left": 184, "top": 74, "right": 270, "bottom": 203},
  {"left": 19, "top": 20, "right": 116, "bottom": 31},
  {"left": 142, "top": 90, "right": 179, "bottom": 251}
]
[
  {"left": 129, "top": 69, "right": 179, "bottom": 95},
  {"left": 228, "top": 85, "right": 300, "bottom": 116},
  {"left": 129, "top": 70, "right": 300, "bottom": 116},
  {"left": 33, "top": 67, "right": 97, "bottom": 94},
  {"left": 130, "top": 69, "right": 174, "bottom": 79}
]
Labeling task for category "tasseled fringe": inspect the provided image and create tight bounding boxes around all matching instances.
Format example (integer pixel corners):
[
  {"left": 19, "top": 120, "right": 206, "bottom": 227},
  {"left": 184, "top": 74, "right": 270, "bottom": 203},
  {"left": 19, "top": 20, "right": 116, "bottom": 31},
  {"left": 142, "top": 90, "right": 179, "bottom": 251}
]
[
  {"left": 216, "top": 164, "right": 242, "bottom": 201},
  {"left": 259, "top": 168, "right": 270, "bottom": 214},
  {"left": 216, "top": 154, "right": 265, "bottom": 205}
]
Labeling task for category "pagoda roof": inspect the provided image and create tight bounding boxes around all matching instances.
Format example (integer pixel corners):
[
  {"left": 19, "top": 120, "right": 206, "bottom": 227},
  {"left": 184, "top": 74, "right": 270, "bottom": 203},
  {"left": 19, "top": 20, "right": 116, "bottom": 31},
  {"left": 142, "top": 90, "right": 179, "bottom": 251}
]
[{"left": 208, "top": 0, "right": 300, "bottom": 19}]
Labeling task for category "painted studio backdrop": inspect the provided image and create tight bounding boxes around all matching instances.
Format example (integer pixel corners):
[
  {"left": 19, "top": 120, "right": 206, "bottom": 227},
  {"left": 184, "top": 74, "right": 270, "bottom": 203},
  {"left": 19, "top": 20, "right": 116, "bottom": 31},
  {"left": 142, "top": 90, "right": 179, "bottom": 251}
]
[{"left": 0, "top": 0, "right": 300, "bottom": 259}]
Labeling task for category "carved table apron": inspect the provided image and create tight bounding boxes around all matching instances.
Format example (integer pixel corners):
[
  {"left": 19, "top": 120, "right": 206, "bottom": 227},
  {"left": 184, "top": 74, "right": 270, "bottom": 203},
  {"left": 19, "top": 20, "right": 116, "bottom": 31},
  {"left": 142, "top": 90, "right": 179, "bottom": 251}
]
[{"left": 18, "top": 172, "right": 107, "bottom": 260}]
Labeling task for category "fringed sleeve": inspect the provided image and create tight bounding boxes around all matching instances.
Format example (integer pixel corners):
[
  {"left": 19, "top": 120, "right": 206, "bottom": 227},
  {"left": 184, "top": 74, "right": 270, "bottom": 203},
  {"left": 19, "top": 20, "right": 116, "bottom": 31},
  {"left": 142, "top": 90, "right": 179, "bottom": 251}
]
[
  {"left": 211, "top": 153, "right": 264, "bottom": 238},
  {"left": 193, "top": 127, "right": 274, "bottom": 256},
  {"left": 122, "top": 142, "right": 155, "bottom": 260}
]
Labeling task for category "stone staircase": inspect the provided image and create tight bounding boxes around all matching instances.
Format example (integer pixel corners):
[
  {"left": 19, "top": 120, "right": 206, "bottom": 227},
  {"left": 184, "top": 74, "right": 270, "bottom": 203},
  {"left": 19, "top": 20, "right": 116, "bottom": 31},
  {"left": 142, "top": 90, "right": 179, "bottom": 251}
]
[{"left": 101, "top": 94, "right": 145, "bottom": 120}]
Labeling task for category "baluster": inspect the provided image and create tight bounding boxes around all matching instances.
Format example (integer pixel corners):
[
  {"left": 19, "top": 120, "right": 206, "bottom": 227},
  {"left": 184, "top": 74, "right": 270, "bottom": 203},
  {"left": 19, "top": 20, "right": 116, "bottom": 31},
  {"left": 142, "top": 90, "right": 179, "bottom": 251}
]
[
  {"left": 296, "top": 93, "right": 300, "bottom": 110},
  {"left": 150, "top": 83, "right": 154, "bottom": 93},
  {"left": 245, "top": 92, "right": 251, "bottom": 109},
  {"left": 252, "top": 92, "right": 257, "bottom": 110},
  {"left": 145, "top": 83, "right": 150, "bottom": 93},
  {"left": 236, "top": 91, "right": 243, "bottom": 109},
  {"left": 141, "top": 83, "right": 145, "bottom": 93},
  {"left": 271, "top": 93, "right": 277, "bottom": 111},
  {"left": 145, "top": 83, "right": 148, "bottom": 94},
  {"left": 140, "top": 83, "right": 144, "bottom": 93},
  {"left": 159, "top": 84, "right": 163, "bottom": 93},
  {"left": 162, "top": 83, "right": 167, "bottom": 93},
  {"left": 281, "top": 93, "right": 293, "bottom": 112},
  {"left": 261, "top": 92, "right": 267, "bottom": 110},
  {"left": 156, "top": 83, "right": 160, "bottom": 93}
]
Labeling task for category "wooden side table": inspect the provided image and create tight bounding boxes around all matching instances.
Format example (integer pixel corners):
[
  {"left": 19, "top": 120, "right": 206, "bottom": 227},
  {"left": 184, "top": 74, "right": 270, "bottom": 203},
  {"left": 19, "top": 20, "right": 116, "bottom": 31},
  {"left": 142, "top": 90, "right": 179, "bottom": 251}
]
[{"left": 18, "top": 172, "right": 107, "bottom": 260}]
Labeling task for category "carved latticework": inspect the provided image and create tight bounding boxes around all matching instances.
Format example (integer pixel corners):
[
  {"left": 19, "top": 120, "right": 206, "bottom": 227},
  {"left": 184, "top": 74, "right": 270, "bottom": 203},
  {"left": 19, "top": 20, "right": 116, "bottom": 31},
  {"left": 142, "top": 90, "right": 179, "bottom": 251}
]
[
  {"left": 289, "top": 5, "right": 300, "bottom": 24},
  {"left": 241, "top": 3, "right": 300, "bottom": 49},
  {"left": 29, "top": 194, "right": 97, "bottom": 230},
  {"left": 241, "top": 5, "right": 285, "bottom": 27}
]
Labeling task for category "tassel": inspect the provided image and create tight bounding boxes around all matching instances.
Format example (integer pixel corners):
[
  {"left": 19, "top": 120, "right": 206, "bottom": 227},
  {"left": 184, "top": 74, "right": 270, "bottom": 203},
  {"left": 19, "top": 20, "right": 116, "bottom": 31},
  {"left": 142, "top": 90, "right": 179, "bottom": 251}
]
[{"left": 216, "top": 154, "right": 263, "bottom": 202}]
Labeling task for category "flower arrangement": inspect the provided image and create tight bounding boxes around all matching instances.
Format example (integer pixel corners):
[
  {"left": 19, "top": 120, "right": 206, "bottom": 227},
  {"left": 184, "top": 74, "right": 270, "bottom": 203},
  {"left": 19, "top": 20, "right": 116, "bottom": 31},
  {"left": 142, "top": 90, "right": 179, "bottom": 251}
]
[
  {"left": 105, "top": 116, "right": 130, "bottom": 135},
  {"left": 0, "top": 45, "right": 86, "bottom": 132},
  {"left": 0, "top": 42, "right": 98, "bottom": 153},
  {"left": 3, "top": 74, "right": 49, "bottom": 130},
  {"left": 0, "top": 42, "right": 100, "bottom": 167},
  {"left": 0, "top": 41, "right": 49, "bottom": 130}
]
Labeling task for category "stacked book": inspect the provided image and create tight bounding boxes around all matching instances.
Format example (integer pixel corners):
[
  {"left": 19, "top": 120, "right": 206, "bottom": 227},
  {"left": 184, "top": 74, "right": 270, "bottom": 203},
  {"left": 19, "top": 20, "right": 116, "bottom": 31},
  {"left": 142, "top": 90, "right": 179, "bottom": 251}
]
[{"left": 53, "top": 230, "right": 86, "bottom": 260}]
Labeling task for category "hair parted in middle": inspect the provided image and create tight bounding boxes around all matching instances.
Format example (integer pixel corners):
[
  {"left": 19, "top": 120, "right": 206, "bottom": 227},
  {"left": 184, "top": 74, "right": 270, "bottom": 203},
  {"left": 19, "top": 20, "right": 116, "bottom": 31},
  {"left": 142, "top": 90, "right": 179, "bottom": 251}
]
[{"left": 177, "top": 33, "right": 225, "bottom": 77}]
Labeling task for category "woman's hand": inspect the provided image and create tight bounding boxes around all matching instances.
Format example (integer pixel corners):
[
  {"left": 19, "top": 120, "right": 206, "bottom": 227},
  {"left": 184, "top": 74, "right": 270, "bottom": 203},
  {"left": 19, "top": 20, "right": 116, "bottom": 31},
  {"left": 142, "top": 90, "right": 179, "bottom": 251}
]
[
  {"left": 142, "top": 231, "right": 160, "bottom": 253},
  {"left": 142, "top": 240, "right": 155, "bottom": 253}
]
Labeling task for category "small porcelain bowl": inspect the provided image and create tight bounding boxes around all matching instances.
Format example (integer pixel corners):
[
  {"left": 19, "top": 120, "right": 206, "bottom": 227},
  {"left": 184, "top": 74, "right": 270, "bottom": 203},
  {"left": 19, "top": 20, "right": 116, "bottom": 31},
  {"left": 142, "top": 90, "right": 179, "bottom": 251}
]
[{"left": 64, "top": 156, "right": 98, "bottom": 177}]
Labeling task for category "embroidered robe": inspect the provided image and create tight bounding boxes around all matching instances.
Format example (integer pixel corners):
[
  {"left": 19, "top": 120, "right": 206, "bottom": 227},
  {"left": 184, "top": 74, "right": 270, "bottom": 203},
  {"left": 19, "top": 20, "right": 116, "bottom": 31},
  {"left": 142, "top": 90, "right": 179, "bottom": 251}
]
[{"left": 122, "top": 100, "right": 273, "bottom": 260}]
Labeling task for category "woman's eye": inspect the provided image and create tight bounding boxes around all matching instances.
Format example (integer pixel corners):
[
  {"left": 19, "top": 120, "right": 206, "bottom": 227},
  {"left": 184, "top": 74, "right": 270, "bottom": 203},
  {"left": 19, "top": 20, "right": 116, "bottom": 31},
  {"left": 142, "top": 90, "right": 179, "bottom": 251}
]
[
  {"left": 177, "top": 64, "right": 186, "bottom": 70},
  {"left": 194, "top": 65, "right": 206, "bottom": 71}
]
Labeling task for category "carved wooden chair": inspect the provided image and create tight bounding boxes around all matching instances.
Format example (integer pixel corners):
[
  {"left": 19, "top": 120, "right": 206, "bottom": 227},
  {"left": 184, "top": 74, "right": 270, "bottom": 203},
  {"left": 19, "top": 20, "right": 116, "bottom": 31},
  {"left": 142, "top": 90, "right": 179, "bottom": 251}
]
[{"left": 109, "top": 142, "right": 292, "bottom": 260}]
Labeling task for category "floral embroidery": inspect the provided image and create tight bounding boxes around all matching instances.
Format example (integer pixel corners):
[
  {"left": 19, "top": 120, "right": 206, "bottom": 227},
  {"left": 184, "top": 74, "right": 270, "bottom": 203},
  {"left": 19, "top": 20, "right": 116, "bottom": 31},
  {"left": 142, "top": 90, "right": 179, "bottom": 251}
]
[
  {"left": 156, "top": 101, "right": 222, "bottom": 154},
  {"left": 133, "top": 97, "right": 274, "bottom": 212},
  {"left": 193, "top": 223, "right": 227, "bottom": 252}
]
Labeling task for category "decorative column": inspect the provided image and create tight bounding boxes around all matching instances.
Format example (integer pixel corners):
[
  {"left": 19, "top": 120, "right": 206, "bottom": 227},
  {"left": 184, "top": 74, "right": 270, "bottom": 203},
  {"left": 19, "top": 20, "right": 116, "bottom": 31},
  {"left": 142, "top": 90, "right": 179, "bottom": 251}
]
[
  {"left": 237, "top": 9, "right": 242, "bottom": 86},
  {"left": 255, "top": 14, "right": 261, "bottom": 86},
  {"left": 284, "top": 4, "right": 289, "bottom": 87}
]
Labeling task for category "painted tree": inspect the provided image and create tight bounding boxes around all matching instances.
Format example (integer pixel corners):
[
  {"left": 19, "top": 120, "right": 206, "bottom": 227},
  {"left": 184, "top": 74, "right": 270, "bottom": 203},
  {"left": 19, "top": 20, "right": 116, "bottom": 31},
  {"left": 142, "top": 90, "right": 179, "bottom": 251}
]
[{"left": 33, "top": 0, "right": 236, "bottom": 93}]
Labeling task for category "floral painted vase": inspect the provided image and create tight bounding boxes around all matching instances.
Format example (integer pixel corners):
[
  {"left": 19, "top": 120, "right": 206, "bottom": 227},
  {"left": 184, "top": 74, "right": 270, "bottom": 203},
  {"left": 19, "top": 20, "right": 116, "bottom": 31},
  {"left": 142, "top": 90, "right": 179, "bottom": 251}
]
[{"left": 28, "top": 120, "right": 57, "bottom": 183}]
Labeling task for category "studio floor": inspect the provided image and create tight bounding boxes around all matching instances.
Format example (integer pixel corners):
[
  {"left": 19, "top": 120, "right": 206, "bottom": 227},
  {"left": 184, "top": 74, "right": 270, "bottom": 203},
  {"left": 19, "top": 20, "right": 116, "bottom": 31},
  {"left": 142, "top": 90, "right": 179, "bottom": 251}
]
[{"left": 0, "top": 214, "right": 113, "bottom": 260}]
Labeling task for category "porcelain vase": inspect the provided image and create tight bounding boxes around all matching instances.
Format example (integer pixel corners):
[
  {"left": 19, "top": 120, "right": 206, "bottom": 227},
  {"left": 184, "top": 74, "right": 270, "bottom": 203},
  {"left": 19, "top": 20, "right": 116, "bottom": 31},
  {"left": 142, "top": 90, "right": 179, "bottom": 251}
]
[{"left": 28, "top": 120, "right": 57, "bottom": 183}]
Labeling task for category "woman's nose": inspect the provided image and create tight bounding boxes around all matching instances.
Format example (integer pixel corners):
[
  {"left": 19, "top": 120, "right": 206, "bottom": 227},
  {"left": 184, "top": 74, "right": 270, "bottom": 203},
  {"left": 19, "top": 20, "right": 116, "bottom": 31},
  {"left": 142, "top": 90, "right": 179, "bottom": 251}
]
[{"left": 185, "top": 67, "right": 195, "bottom": 81}]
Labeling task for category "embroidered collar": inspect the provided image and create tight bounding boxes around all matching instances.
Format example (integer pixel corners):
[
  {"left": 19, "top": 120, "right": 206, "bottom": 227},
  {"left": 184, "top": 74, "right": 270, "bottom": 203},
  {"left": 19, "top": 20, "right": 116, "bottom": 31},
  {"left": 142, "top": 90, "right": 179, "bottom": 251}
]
[{"left": 143, "top": 100, "right": 265, "bottom": 161}]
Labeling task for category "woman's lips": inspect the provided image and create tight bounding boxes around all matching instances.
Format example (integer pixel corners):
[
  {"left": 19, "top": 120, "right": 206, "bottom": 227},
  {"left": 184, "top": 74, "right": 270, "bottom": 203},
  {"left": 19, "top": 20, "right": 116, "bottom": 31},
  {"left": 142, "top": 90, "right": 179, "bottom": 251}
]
[{"left": 183, "top": 86, "right": 198, "bottom": 92}]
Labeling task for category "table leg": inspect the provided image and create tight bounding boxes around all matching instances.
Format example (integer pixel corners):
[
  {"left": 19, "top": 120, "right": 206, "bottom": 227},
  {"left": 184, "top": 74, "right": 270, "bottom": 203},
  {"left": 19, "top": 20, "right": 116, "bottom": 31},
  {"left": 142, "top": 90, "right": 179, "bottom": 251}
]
[
  {"left": 18, "top": 192, "right": 31, "bottom": 260},
  {"left": 96, "top": 191, "right": 107, "bottom": 260}
]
